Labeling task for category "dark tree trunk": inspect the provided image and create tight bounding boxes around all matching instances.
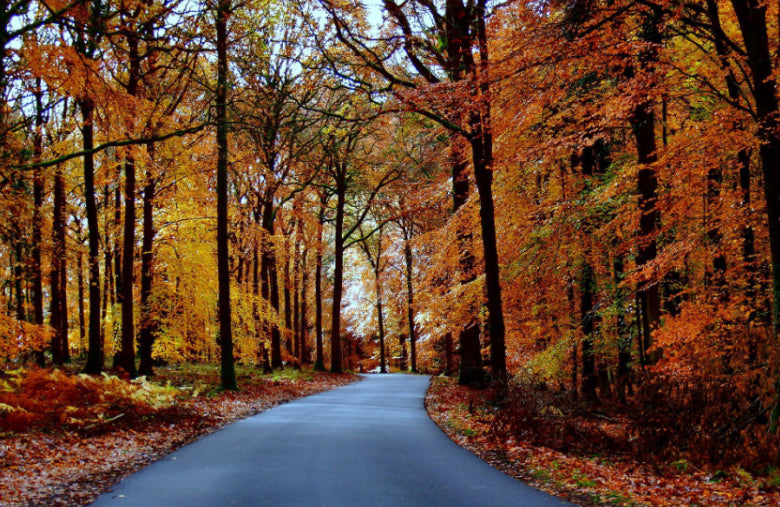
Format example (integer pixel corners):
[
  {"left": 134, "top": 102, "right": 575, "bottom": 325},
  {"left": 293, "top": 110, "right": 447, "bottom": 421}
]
[
  {"left": 81, "top": 97, "right": 104, "bottom": 374},
  {"left": 630, "top": 9, "right": 662, "bottom": 364},
  {"left": 31, "top": 82, "right": 45, "bottom": 366},
  {"left": 216, "top": 0, "right": 236, "bottom": 390},
  {"left": 77, "top": 241, "right": 86, "bottom": 352},
  {"left": 300, "top": 247, "right": 310, "bottom": 363},
  {"left": 471, "top": 0, "right": 507, "bottom": 385},
  {"left": 330, "top": 167, "right": 346, "bottom": 373},
  {"left": 261, "top": 203, "right": 283, "bottom": 369},
  {"left": 444, "top": 332, "right": 454, "bottom": 376},
  {"left": 580, "top": 262, "right": 597, "bottom": 400},
  {"left": 314, "top": 195, "right": 326, "bottom": 371},
  {"left": 404, "top": 236, "right": 417, "bottom": 373},
  {"left": 118, "top": 30, "right": 141, "bottom": 377},
  {"left": 376, "top": 276, "right": 387, "bottom": 373},
  {"left": 451, "top": 138, "right": 485, "bottom": 386},
  {"left": 138, "top": 174, "right": 157, "bottom": 377},
  {"left": 51, "top": 162, "right": 69, "bottom": 364},
  {"left": 114, "top": 168, "right": 122, "bottom": 308},
  {"left": 283, "top": 237, "right": 292, "bottom": 355},
  {"left": 119, "top": 155, "right": 137, "bottom": 376},
  {"left": 293, "top": 244, "right": 301, "bottom": 362}
]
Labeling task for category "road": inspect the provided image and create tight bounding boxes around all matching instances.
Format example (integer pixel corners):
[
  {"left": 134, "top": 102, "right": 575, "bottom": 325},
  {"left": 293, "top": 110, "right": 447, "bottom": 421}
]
[{"left": 90, "top": 374, "right": 570, "bottom": 506}]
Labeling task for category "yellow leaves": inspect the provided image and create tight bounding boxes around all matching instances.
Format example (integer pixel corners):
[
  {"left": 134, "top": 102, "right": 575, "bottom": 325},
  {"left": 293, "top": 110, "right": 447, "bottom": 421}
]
[{"left": 0, "top": 314, "right": 50, "bottom": 362}]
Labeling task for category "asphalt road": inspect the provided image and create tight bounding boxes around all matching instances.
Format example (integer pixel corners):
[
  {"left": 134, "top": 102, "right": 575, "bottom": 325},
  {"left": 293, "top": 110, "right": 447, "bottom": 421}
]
[{"left": 90, "top": 374, "right": 570, "bottom": 507}]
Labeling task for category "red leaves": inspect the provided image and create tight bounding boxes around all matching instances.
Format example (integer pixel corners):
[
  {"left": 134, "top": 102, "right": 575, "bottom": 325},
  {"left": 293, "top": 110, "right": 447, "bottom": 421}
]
[
  {"left": 0, "top": 367, "right": 357, "bottom": 506},
  {"left": 426, "top": 377, "right": 780, "bottom": 507}
]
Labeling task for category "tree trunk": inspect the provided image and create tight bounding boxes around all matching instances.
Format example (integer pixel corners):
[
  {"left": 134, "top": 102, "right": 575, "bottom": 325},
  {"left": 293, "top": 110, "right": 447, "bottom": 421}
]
[
  {"left": 450, "top": 137, "right": 485, "bottom": 386},
  {"left": 80, "top": 97, "right": 104, "bottom": 374},
  {"left": 300, "top": 247, "right": 310, "bottom": 363},
  {"left": 630, "top": 9, "right": 662, "bottom": 364},
  {"left": 138, "top": 173, "right": 157, "bottom": 377},
  {"left": 580, "top": 261, "right": 597, "bottom": 400},
  {"left": 118, "top": 32, "right": 141, "bottom": 377},
  {"left": 31, "top": 81, "right": 45, "bottom": 366},
  {"left": 472, "top": 0, "right": 507, "bottom": 385},
  {"left": 314, "top": 195, "right": 326, "bottom": 371},
  {"left": 51, "top": 162, "right": 69, "bottom": 364},
  {"left": 77, "top": 241, "right": 86, "bottom": 352},
  {"left": 404, "top": 236, "right": 417, "bottom": 373},
  {"left": 283, "top": 236, "right": 293, "bottom": 355},
  {"left": 376, "top": 275, "right": 387, "bottom": 373},
  {"left": 216, "top": 0, "right": 236, "bottom": 390},
  {"left": 330, "top": 166, "right": 346, "bottom": 373},
  {"left": 261, "top": 203, "right": 283, "bottom": 369}
]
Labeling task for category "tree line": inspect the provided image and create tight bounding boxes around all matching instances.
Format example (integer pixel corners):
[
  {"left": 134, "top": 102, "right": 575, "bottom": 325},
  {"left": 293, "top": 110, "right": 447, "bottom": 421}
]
[{"left": 3, "top": 0, "right": 780, "bottom": 451}]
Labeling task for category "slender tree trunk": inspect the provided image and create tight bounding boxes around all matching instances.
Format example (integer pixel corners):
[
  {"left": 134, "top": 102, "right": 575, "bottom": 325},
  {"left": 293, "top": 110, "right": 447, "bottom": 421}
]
[
  {"left": 404, "top": 236, "right": 417, "bottom": 373},
  {"left": 314, "top": 195, "right": 326, "bottom": 371},
  {"left": 580, "top": 261, "right": 597, "bottom": 400},
  {"left": 119, "top": 32, "right": 141, "bottom": 377},
  {"left": 261, "top": 203, "right": 283, "bottom": 369},
  {"left": 51, "top": 163, "right": 69, "bottom": 364},
  {"left": 216, "top": 0, "right": 236, "bottom": 390},
  {"left": 138, "top": 173, "right": 157, "bottom": 376},
  {"left": 376, "top": 274, "right": 387, "bottom": 373},
  {"left": 77, "top": 242, "right": 86, "bottom": 352},
  {"left": 283, "top": 237, "right": 292, "bottom": 355},
  {"left": 119, "top": 157, "right": 137, "bottom": 375},
  {"left": 300, "top": 247, "right": 310, "bottom": 363},
  {"left": 114, "top": 167, "right": 122, "bottom": 307},
  {"left": 330, "top": 167, "right": 346, "bottom": 373},
  {"left": 31, "top": 81, "right": 45, "bottom": 366},
  {"left": 82, "top": 98, "right": 104, "bottom": 374}
]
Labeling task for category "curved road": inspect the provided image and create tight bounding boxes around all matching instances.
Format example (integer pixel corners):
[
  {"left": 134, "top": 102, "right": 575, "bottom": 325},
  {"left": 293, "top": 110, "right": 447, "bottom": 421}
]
[{"left": 91, "top": 374, "right": 569, "bottom": 506}]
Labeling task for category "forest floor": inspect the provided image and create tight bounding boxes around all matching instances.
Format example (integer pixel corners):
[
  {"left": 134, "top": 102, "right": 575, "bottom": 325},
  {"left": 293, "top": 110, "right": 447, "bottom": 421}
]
[
  {"left": 426, "top": 376, "right": 780, "bottom": 506},
  {"left": 0, "top": 364, "right": 357, "bottom": 507}
]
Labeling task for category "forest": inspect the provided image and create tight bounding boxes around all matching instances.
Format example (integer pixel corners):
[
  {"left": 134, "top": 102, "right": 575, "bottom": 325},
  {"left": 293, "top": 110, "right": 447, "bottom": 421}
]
[{"left": 3, "top": 0, "right": 780, "bottom": 504}]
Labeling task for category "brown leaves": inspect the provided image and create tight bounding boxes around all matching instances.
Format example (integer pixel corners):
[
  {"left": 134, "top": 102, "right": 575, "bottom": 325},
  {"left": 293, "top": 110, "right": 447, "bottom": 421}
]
[
  {"left": 426, "top": 377, "right": 780, "bottom": 507},
  {"left": 0, "top": 367, "right": 357, "bottom": 507}
]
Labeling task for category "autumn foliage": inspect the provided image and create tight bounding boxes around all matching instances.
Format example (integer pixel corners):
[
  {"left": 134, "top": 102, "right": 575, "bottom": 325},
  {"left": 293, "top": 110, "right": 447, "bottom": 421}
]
[{"left": 5, "top": 0, "right": 780, "bottom": 501}]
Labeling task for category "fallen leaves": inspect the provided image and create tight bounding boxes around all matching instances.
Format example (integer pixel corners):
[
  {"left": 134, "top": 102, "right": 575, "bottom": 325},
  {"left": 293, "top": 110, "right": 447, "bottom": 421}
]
[
  {"left": 425, "top": 377, "right": 780, "bottom": 507},
  {"left": 0, "top": 366, "right": 357, "bottom": 506}
]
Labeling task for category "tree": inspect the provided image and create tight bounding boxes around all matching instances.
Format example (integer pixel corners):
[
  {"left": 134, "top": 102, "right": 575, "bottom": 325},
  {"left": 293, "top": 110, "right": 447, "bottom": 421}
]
[
  {"left": 317, "top": 0, "right": 506, "bottom": 383},
  {"left": 216, "top": 0, "right": 236, "bottom": 390}
]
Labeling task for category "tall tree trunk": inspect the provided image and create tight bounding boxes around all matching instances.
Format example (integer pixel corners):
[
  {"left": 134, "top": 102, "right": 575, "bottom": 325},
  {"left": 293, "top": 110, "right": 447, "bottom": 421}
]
[
  {"left": 216, "top": 0, "right": 236, "bottom": 390},
  {"left": 451, "top": 137, "right": 485, "bottom": 386},
  {"left": 330, "top": 166, "right": 346, "bottom": 373},
  {"left": 707, "top": 0, "right": 756, "bottom": 308},
  {"left": 82, "top": 98, "right": 103, "bottom": 374},
  {"left": 376, "top": 274, "right": 387, "bottom": 373},
  {"left": 300, "top": 247, "right": 310, "bottom": 363},
  {"left": 404, "top": 235, "right": 417, "bottom": 373},
  {"left": 118, "top": 32, "right": 141, "bottom": 377},
  {"left": 314, "top": 194, "right": 326, "bottom": 371},
  {"left": 32, "top": 81, "right": 45, "bottom": 366},
  {"left": 138, "top": 173, "right": 157, "bottom": 377},
  {"left": 631, "top": 8, "right": 662, "bottom": 364},
  {"left": 114, "top": 166, "right": 122, "bottom": 307},
  {"left": 261, "top": 203, "right": 283, "bottom": 369},
  {"left": 283, "top": 236, "right": 293, "bottom": 355},
  {"left": 471, "top": 0, "right": 506, "bottom": 385},
  {"left": 77, "top": 240, "right": 86, "bottom": 352},
  {"left": 51, "top": 162, "right": 69, "bottom": 364},
  {"left": 580, "top": 261, "right": 597, "bottom": 400}
]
